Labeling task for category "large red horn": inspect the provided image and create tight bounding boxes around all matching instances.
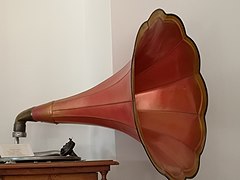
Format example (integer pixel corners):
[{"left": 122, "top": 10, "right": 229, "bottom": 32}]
[{"left": 13, "top": 9, "right": 207, "bottom": 180}]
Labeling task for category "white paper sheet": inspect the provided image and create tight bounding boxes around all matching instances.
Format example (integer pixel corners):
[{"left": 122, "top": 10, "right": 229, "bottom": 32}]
[{"left": 0, "top": 144, "right": 34, "bottom": 157}]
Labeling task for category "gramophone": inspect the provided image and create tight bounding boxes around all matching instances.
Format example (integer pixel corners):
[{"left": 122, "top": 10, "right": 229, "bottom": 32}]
[{"left": 11, "top": 9, "right": 207, "bottom": 180}]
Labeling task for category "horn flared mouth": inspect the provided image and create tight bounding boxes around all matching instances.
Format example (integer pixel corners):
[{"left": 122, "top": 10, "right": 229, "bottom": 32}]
[{"left": 131, "top": 9, "right": 207, "bottom": 179}]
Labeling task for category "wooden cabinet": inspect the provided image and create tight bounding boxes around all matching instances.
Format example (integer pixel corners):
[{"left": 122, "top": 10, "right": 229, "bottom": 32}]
[{"left": 0, "top": 160, "right": 118, "bottom": 180}]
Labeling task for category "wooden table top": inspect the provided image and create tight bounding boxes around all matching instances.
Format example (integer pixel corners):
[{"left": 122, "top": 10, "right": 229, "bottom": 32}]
[{"left": 0, "top": 160, "right": 119, "bottom": 176}]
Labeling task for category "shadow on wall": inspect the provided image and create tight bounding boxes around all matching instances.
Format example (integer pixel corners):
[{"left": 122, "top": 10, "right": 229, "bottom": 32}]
[{"left": 111, "top": 132, "right": 165, "bottom": 180}]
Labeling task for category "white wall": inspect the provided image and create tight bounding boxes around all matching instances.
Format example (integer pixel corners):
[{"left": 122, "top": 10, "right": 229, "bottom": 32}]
[
  {"left": 111, "top": 0, "right": 240, "bottom": 179},
  {"left": 0, "top": 0, "right": 115, "bottom": 161}
]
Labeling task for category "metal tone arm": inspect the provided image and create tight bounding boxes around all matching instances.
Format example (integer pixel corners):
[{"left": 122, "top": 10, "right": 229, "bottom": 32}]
[{"left": 12, "top": 108, "right": 34, "bottom": 144}]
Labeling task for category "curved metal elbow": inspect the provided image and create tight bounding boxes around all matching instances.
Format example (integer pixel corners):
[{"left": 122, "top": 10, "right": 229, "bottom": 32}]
[{"left": 12, "top": 108, "right": 34, "bottom": 141}]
